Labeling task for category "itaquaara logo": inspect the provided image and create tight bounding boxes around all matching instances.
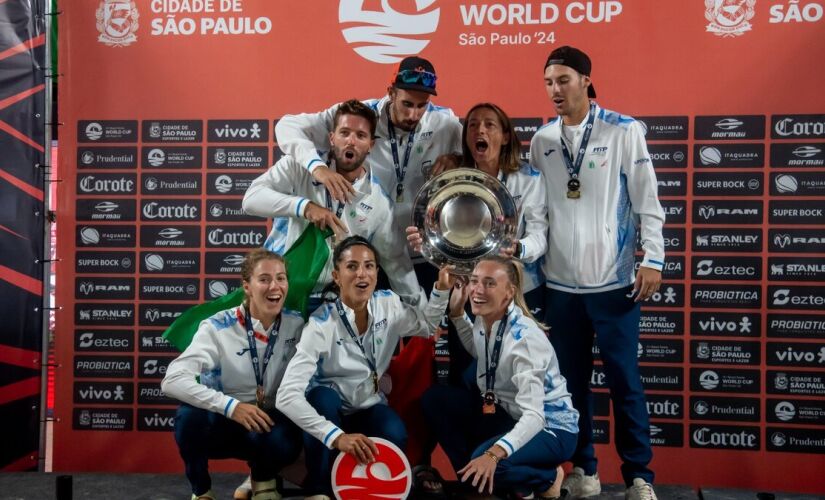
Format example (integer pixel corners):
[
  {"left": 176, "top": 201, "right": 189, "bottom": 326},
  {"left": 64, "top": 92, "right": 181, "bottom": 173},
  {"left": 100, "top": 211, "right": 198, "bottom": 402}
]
[
  {"left": 96, "top": 0, "right": 139, "bottom": 47},
  {"left": 339, "top": 0, "right": 440, "bottom": 64},
  {"left": 705, "top": 0, "right": 756, "bottom": 37}
]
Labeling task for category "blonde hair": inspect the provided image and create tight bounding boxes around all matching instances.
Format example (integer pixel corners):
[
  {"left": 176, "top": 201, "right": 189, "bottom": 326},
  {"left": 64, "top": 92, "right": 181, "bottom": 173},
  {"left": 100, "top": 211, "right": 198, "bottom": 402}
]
[
  {"left": 477, "top": 255, "right": 548, "bottom": 331},
  {"left": 240, "top": 249, "right": 285, "bottom": 307}
]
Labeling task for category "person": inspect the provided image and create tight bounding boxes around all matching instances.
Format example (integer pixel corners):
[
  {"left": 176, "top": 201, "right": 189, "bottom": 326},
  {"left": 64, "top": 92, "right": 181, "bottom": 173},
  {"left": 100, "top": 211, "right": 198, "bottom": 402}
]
[
  {"left": 161, "top": 249, "right": 304, "bottom": 500},
  {"left": 421, "top": 256, "right": 578, "bottom": 499},
  {"left": 243, "top": 98, "right": 423, "bottom": 308},
  {"left": 275, "top": 236, "right": 449, "bottom": 500},
  {"left": 529, "top": 46, "right": 665, "bottom": 500}
]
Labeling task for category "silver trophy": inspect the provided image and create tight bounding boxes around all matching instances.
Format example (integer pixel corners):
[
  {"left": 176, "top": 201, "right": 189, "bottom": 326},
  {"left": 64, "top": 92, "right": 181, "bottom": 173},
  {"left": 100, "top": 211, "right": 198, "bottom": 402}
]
[{"left": 412, "top": 168, "right": 518, "bottom": 275}]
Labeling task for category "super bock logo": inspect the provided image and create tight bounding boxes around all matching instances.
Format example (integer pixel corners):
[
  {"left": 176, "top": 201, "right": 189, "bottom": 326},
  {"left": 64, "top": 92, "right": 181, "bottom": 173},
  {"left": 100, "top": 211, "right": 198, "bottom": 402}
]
[
  {"left": 339, "top": 0, "right": 440, "bottom": 64},
  {"left": 705, "top": 0, "right": 756, "bottom": 37},
  {"left": 96, "top": 0, "right": 139, "bottom": 47}
]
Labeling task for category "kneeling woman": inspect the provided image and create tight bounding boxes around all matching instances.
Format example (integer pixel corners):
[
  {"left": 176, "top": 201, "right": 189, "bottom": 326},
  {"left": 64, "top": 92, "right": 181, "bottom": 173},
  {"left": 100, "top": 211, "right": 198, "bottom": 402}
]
[
  {"left": 276, "top": 236, "right": 447, "bottom": 500},
  {"left": 422, "top": 257, "right": 579, "bottom": 499},
  {"left": 162, "top": 249, "right": 304, "bottom": 500}
]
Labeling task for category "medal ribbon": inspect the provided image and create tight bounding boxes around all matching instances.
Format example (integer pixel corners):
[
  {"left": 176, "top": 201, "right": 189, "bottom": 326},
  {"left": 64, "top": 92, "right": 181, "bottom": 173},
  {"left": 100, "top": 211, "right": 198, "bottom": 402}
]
[
  {"left": 244, "top": 307, "right": 281, "bottom": 392},
  {"left": 558, "top": 102, "right": 597, "bottom": 183},
  {"left": 483, "top": 312, "right": 510, "bottom": 398},
  {"left": 387, "top": 106, "right": 416, "bottom": 200},
  {"left": 335, "top": 299, "right": 378, "bottom": 385}
]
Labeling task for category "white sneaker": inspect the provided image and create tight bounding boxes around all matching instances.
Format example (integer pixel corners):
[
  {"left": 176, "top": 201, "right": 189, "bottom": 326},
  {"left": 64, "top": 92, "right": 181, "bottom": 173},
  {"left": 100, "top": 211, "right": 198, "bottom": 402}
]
[
  {"left": 192, "top": 491, "right": 216, "bottom": 500},
  {"left": 251, "top": 479, "right": 282, "bottom": 500},
  {"left": 234, "top": 476, "right": 252, "bottom": 500},
  {"left": 561, "top": 467, "right": 601, "bottom": 498},
  {"left": 625, "top": 478, "right": 657, "bottom": 500}
]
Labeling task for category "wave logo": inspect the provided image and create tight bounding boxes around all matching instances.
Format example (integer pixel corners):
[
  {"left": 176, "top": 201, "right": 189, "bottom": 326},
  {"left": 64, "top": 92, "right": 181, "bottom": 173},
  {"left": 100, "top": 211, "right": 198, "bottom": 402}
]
[
  {"left": 332, "top": 437, "right": 411, "bottom": 499},
  {"left": 339, "top": 0, "right": 440, "bottom": 64}
]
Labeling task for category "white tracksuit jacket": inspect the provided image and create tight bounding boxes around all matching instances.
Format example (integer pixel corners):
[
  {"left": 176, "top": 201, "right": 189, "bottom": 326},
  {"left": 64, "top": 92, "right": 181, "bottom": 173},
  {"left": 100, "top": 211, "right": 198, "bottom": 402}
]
[
  {"left": 161, "top": 306, "right": 304, "bottom": 418},
  {"left": 451, "top": 302, "right": 579, "bottom": 456},
  {"left": 276, "top": 289, "right": 448, "bottom": 449},
  {"left": 529, "top": 103, "right": 665, "bottom": 293},
  {"left": 274, "top": 96, "right": 463, "bottom": 262},
  {"left": 242, "top": 155, "right": 422, "bottom": 304}
]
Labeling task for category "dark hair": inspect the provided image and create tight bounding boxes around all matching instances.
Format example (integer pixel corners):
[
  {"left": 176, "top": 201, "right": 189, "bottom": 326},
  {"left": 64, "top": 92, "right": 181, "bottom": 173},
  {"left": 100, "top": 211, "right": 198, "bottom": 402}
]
[
  {"left": 460, "top": 103, "right": 522, "bottom": 174},
  {"left": 240, "top": 249, "right": 285, "bottom": 306},
  {"left": 321, "top": 236, "right": 380, "bottom": 300},
  {"left": 333, "top": 99, "right": 378, "bottom": 139},
  {"left": 476, "top": 255, "right": 548, "bottom": 331}
]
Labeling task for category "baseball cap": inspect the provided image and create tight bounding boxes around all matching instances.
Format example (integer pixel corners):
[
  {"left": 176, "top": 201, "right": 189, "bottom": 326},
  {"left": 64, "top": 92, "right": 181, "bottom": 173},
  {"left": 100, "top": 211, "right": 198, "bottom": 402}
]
[
  {"left": 392, "top": 56, "right": 438, "bottom": 96},
  {"left": 544, "top": 46, "right": 596, "bottom": 98}
]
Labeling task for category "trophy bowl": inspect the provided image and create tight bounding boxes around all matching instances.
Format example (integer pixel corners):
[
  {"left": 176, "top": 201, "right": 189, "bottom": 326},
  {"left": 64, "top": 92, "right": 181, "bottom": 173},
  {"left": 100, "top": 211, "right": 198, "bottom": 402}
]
[{"left": 412, "top": 168, "right": 518, "bottom": 275}]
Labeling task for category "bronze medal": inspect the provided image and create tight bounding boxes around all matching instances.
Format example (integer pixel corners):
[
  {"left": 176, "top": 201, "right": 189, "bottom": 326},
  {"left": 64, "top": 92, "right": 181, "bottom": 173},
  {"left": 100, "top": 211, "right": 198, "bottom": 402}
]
[
  {"left": 567, "top": 178, "right": 581, "bottom": 199},
  {"left": 372, "top": 372, "right": 379, "bottom": 394},
  {"left": 256, "top": 385, "right": 265, "bottom": 408},
  {"left": 482, "top": 391, "right": 496, "bottom": 415}
]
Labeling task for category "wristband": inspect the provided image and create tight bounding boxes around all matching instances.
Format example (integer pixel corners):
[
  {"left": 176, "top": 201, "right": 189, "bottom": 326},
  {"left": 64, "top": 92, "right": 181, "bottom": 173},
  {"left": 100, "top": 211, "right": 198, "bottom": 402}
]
[{"left": 483, "top": 450, "right": 500, "bottom": 464}]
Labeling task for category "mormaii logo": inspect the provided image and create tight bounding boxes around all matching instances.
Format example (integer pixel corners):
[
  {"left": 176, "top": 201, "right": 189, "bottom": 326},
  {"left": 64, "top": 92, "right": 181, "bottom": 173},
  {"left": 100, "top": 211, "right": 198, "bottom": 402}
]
[
  {"left": 339, "top": 0, "right": 440, "bottom": 64},
  {"left": 331, "top": 437, "right": 411, "bottom": 499},
  {"left": 705, "top": 0, "right": 755, "bottom": 37},
  {"left": 96, "top": 0, "right": 139, "bottom": 47}
]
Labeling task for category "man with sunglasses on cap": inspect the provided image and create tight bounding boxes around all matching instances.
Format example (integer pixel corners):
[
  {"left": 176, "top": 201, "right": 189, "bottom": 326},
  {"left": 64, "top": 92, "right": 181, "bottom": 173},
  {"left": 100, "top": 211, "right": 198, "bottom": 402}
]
[{"left": 530, "top": 46, "right": 665, "bottom": 500}]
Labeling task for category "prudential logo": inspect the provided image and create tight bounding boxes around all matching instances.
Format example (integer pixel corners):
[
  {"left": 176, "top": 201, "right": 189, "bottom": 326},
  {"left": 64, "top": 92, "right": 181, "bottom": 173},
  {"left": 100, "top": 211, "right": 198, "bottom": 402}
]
[{"left": 339, "top": 0, "right": 440, "bottom": 64}]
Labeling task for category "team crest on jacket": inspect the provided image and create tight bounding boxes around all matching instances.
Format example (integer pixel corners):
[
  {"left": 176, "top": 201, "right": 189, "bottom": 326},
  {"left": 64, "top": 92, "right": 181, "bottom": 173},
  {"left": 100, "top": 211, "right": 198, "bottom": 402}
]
[
  {"left": 705, "top": 0, "right": 756, "bottom": 37},
  {"left": 96, "top": 0, "right": 139, "bottom": 47}
]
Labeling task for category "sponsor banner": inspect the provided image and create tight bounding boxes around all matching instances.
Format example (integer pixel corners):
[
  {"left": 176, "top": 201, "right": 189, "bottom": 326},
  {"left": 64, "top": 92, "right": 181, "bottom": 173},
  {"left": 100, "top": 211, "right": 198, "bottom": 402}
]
[
  {"left": 207, "top": 119, "right": 269, "bottom": 143},
  {"left": 768, "top": 286, "right": 825, "bottom": 310},
  {"left": 76, "top": 199, "right": 137, "bottom": 221},
  {"left": 767, "top": 313, "right": 825, "bottom": 339},
  {"left": 693, "top": 172, "right": 763, "bottom": 197},
  {"left": 73, "top": 382, "right": 134, "bottom": 405},
  {"left": 694, "top": 115, "right": 765, "bottom": 140},
  {"left": 690, "top": 312, "right": 760, "bottom": 338},
  {"left": 73, "top": 355, "right": 134, "bottom": 378},
  {"left": 690, "top": 368, "right": 760, "bottom": 394},
  {"left": 639, "top": 311, "right": 684, "bottom": 335},
  {"left": 76, "top": 225, "right": 136, "bottom": 248},
  {"left": 768, "top": 370, "right": 825, "bottom": 397},
  {"left": 694, "top": 144, "right": 764, "bottom": 168},
  {"left": 140, "top": 225, "right": 201, "bottom": 248},
  {"left": 691, "top": 284, "right": 761, "bottom": 309},
  {"left": 141, "top": 120, "right": 203, "bottom": 143},
  {"left": 73, "top": 408, "right": 133, "bottom": 431},
  {"left": 207, "top": 173, "right": 258, "bottom": 195},
  {"left": 74, "top": 330, "right": 134, "bottom": 352},
  {"left": 139, "top": 278, "right": 200, "bottom": 301},
  {"left": 592, "top": 419, "right": 610, "bottom": 445},
  {"left": 77, "top": 146, "right": 138, "bottom": 169},
  {"left": 769, "top": 200, "right": 825, "bottom": 224},
  {"left": 648, "top": 144, "right": 688, "bottom": 168},
  {"left": 691, "top": 256, "right": 762, "bottom": 281},
  {"left": 205, "top": 252, "right": 246, "bottom": 275},
  {"left": 139, "top": 303, "right": 197, "bottom": 327},
  {"left": 78, "top": 120, "right": 138, "bottom": 143},
  {"left": 593, "top": 391, "right": 610, "bottom": 417},
  {"left": 690, "top": 424, "right": 760, "bottom": 451},
  {"left": 646, "top": 394, "right": 683, "bottom": 420},
  {"left": 660, "top": 199, "right": 686, "bottom": 224},
  {"left": 768, "top": 257, "right": 825, "bottom": 282},
  {"left": 141, "top": 199, "right": 201, "bottom": 221},
  {"left": 656, "top": 172, "right": 687, "bottom": 197},
  {"left": 74, "top": 304, "right": 135, "bottom": 327},
  {"left": 75, "top": 277, "right": 135, "bottom": 300},
  {"left": 141, "top": 173, "right": 202, "bottom": 195},
  {"left": 141, "top": 146, "right": 203, "bottom": 169},
  {"left": 206, "top": 199, "right": 259, "bottom": 221},
  {"left": 590, "top": 365, "right": 607, "bottom": 389},
  {"left": 139, "top": 252, "right": 201, "bottom": 274},
  {"left": 634, "top": 116, "right": 689, "bottom": 140},
  {"left": 205, "top": 225, "right": 267, "bottom": 248},
  {"left": 767, "top": 342, "right": 825, "bottom": 368},
  {"left": 689, "top": 396, "right": 760, "bottom": 422},
  {"left": 640, "top": 366, "right": 684, "bottom": 391},
  {"left": 767, "top": 427, "right": 825, "bottom": 454},
  {"left": 690, "top": 340, "right": 761, "bottom": 366},
  {"left": 770, "top": 172, "right": 825, "bottom": 196},
  {"left": 512, "top": 117, "right": 542, "bottom": 141},
  {"left": 138, "top": 331, "right": 179, "bottom": 353},
  {"left": 770, "top": 143, "right": 825, "bottom": 168},
  {"left": 636, "top": 256, "right": 684, "bottom": 280},
  {"left": 768, "top": 229, "right": 825, "bottom": 253},
  {"left": 638, "top": 339, "right": 683, "bottom": 363},
  {"left": 75, "top": 251, "right": 135, "bottom": 274},
  {"left": 207, "top": 146, "right": 269, "bottom": 169},
  {"left": 661, "top": 227, "right": 685, "bottom": 252},
  {"left": 137, "top": 382, "right": 178, "bottom": 405},
  {"left": 203, "top": 278, "right": 242, "bottom": 299},
  {"left": 76, "top": 173, "right": 137, "bottom": 195},
  {"left": 642, "top": 283, "right": 684, "bottom": 308},
  {"left": 692, "top": 228, "right": 762, "bottom": 253},
  {"left": 767, "top": 399, "right": 825, "bottom": 425},
  {"left": 649, "top": 422, "right": 683, "bottom": 447},
  {"left": 692, "top": 200, "right": 762, "bottom": 225},
  {"left": 138, "top": 356, "right": 175, "bottom": 380},
  {"left": 771, "top": 114, "right": 825, "bottom": 139}
]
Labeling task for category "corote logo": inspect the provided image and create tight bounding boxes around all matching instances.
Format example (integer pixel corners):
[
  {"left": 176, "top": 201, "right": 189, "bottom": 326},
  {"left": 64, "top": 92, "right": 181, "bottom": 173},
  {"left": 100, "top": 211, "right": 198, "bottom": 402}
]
[
  {"left": 96, "top": 0, "right": 139, "bottom": 47},
  {"left": 339, "top": 0, "right": 440, "bottom": 64},
  {"left": 331, "top": 437, "right": 411, "bottom": 499},
  {"left": 705, "top": 0, "right": 756, "bottom": 37}
]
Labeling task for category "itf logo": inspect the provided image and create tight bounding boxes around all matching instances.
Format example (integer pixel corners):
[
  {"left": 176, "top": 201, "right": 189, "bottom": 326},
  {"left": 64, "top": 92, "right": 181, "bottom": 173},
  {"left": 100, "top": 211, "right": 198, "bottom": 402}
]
[
  {"left": 705, "top": 0, "right": 756, "bottom": 37},
  {"left": 96, "top": 0, "right": 139, "bottom": 47},
  {"left": 339, "top": 0, "right": 440, "bottom": 64},
  {"left": 331, "top": 437, "right": 411, "bottom": 499}
]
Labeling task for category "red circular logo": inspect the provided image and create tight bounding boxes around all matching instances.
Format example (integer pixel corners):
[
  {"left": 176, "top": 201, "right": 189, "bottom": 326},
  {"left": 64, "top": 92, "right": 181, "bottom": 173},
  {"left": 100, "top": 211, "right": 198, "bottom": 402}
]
[{"left": 331, "top": 437, "right": 411, "bottom": 500}]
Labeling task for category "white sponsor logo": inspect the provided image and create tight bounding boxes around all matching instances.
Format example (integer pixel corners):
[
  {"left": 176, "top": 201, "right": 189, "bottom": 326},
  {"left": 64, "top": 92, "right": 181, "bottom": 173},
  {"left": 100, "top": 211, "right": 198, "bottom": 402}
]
[
  {"left": 207, "top": 228, "right": 263, "bottom": 246},
  {"left": 715, "top": 118, "right": 743, "bottom": 130},
  {"left": 142, "top": 202, "right": 197, "bottom": 219},
  {"left": 85, "top": 123, "right": 103, "bottom": 141},
  {"left": 774, "top": 174, "right": 799, "bottom": 193},
  {"left": 699, "top": 146, "right": 722, "bottom": 165},
  {"left": 693, "top": 427, "right": 758, "bottom": 447},
  {"left": 214, "top": 123, "right": 262, "bottom": 139},
  {"left": 792, "top": 145, "right": 822, "bottom": 158},
  {"left": 775, "top": 117, "right": 825, "bottom": 137},
  {"left": 775, "top": 401, "right": 796, "bottom": 421},
  {"left": 694, "top": 400, "right": 709, "bottom": 415},
  {"left": 214, "top": 175, "right": 233, "bottom": 193},
  {"left": 699, "top": 370, "right": 719, "bottom": 390},
  {"left": 147, "top": 148, "right": 165, "bottom": 167},
  {"left": 705, "top": 0, "right": 756, "bottom": 37},
  {"left": 769, "top": 1, "right": 824, "bottom": 23},
  {"left": 96, "top": 0, "right": 139, "bottom": 47}
]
